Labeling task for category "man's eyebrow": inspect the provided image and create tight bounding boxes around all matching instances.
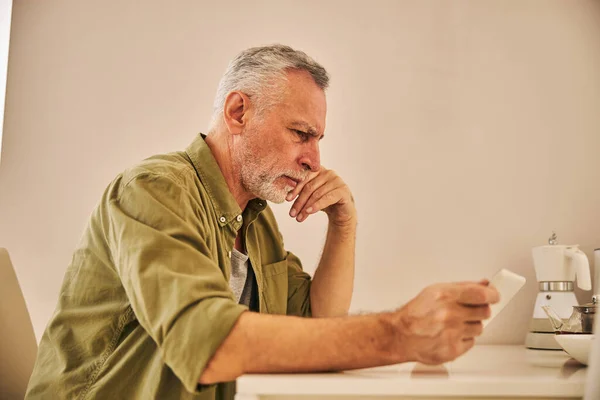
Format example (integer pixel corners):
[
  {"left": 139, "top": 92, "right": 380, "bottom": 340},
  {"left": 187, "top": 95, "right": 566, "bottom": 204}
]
[{"left": 290, "top": 121, "right": 325, "bottom": 140}]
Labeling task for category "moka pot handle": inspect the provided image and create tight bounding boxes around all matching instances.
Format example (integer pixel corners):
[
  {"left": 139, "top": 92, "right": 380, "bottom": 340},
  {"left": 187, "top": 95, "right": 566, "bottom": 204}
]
[{"left": 565, "top": 247, "right": 592, "bottom": 290}]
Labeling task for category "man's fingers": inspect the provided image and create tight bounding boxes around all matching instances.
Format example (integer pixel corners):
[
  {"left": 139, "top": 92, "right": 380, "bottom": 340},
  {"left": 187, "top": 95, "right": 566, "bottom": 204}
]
[
  {"left": 286, "top": 170, "right": 319, "bottom": 201},
  {"left": 289, "top": 170, "right": 339, "bottom": 220},
  {"left": 460, "top": 337, "right": 476, "bottom": 354},
  {"left": 460, "top": 305, "right": 491, "bottom": 323},
  {"left": 296, "top": 187, "right": 344, "bottom": 222},
  {"left": 457, "top": 284, "right": 500, "bottom": 306},
  {"left": 463, "top": 321, "right": 484, "bottom": 338},
  {"left": 456, "top": 279, "right": 489, "bottom": 286},
  {"left": 301, "top": 180, "right": 345, "bottom": 214},
  {"left": 288, "top": 173, "right": 327, "bottom": 217}
]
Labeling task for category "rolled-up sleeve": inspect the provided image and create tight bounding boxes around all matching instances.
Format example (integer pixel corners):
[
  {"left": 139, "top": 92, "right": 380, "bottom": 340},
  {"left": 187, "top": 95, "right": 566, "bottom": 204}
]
[
  {"left": 106, "top": 171, "right": 247, "bottom": 393},
  {"left": 285, "top": 251, "right": 312, "bottom": 318}
]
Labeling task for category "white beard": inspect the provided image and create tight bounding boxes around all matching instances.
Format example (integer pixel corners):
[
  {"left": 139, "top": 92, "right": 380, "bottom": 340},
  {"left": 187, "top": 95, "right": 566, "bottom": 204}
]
[
  {"left": 235, "top": 140, "right": 295, "bottom": 204},
  {"left": 244, "top": 168, "right": 292, "bottom": 204}
]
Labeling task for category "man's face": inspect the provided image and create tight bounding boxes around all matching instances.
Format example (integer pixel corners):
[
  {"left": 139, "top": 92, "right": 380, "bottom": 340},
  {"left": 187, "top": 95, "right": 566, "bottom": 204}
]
[{"left": 236, "top": 70, "right": 327, "bottom": 203}]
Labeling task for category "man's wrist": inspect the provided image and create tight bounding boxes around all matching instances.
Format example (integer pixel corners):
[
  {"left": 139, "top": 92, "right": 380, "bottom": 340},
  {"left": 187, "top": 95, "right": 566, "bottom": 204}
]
[
  {"left": 328, "top": 214, "right": 357, "bottom": 230},
  {"left": 375, "top": 311, "right": 409, "bottom": 364}
]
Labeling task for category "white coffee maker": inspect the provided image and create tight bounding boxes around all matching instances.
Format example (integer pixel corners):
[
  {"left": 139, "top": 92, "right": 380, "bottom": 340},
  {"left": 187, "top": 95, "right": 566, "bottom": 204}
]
[{"left": 525, "top": 233, "right": 592, "bottom": 350}]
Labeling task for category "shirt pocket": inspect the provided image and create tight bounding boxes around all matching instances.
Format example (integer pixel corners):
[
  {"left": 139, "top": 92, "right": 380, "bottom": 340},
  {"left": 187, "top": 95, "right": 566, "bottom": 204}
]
[{"left": 260, "top": 259, "right": 288, "bottom": 315}]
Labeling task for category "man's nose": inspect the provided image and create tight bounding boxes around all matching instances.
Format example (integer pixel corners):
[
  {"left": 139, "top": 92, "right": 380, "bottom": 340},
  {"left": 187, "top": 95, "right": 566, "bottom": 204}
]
[{"left": 299, "top": 142, "right": 321, "bottom": 172}]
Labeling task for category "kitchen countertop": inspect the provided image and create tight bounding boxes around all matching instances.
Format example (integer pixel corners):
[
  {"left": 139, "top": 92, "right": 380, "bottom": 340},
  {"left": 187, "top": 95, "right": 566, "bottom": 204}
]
[{"left": 235, "top": 345, "right": 588, "bottom": 400}]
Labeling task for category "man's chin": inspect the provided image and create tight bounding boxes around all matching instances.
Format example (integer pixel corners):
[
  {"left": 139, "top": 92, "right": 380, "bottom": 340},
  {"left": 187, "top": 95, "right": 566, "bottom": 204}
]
[
  {"left": 265, "top": 190, "right": 289, "bottom": 204},
  {"left": 260, "top": 188, "right": 292, "bottom": 204},
  {"left": 251, "top": 180, "right": 294, "bottom": 204},
  {"left": 268, "top": 197, "right": 286, "bottom": 204}
]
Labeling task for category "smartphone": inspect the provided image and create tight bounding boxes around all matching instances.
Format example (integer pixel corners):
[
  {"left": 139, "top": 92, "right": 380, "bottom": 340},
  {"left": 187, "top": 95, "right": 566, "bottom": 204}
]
[{"left": 483, "top": 268, "right": 527, "bottom": 327}]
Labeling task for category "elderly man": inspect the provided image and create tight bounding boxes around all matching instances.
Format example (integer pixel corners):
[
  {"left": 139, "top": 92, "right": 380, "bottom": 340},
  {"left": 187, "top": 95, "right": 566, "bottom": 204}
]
[{"left": 26, "top": 44, "right": 499, "bottom": 400}]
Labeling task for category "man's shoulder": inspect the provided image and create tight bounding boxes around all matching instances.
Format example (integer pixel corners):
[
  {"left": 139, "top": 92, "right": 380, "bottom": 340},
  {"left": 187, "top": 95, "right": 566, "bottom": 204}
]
[{"left": 120, "top": 150, "right": 198, "bottom": 188}]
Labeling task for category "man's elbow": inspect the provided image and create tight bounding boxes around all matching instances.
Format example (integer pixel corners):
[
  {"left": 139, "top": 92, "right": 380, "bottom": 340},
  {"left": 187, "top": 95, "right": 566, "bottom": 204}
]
[
  {"left": 198, "top": 330, "right": 247, "bottom": 385},
  {"left": 198, "top": 358, "right": 243, "bottom": 385},
  {"left": 198, "top": 365, "right": 220, "bottom": 385}
]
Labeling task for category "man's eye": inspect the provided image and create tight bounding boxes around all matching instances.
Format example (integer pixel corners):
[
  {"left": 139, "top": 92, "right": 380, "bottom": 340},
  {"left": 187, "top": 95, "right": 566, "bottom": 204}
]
[{"left": 294, "top": 130, "right": 309, "bottom": 141}]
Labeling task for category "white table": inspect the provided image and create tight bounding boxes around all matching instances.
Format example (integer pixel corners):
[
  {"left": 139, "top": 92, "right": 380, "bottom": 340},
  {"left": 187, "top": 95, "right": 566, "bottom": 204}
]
[{"left": 236, "top": 345, "right": 587, "bottom": 400}]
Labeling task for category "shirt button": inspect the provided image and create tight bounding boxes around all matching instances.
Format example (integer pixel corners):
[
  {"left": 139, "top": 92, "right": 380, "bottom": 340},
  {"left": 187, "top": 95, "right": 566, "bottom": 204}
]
[
  {"left": 236, "top": 215, "right": 243, "bottom": 222},
  {"left": 219, "top": 216, "right": 226, "bottom": 223}
]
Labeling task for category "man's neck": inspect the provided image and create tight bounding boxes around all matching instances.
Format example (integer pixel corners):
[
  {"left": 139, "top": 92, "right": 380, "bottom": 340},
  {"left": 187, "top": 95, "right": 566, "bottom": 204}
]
[{"left": 205, "top": 130, "right": 253, "bottom": 211}]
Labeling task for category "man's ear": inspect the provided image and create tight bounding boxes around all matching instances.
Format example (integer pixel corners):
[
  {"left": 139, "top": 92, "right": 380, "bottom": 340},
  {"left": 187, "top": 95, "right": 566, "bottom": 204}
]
[{"left": 223, "top": 91, "right": 251, "bottom": 135}]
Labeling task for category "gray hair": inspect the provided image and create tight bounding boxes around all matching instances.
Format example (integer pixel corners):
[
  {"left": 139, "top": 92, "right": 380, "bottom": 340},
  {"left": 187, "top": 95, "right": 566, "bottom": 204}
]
[{"left": 209, "top": 44, "right": 329, "bottom": 129}]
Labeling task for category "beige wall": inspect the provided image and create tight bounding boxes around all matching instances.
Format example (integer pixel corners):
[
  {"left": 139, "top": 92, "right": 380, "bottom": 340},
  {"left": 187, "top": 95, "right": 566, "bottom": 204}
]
[{"left": 1, "top": 0, "right": 600, "bottom": 344}]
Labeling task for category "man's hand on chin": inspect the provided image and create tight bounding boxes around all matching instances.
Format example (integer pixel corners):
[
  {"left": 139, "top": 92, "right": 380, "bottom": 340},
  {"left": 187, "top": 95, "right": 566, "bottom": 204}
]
[{"left": 285, "top": 166, "right": 356, "bottom": 227}]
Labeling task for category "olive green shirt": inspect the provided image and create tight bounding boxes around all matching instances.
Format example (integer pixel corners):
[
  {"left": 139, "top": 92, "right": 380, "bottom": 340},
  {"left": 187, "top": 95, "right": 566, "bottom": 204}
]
[{"left": 26, "top": 134, "right": 312, "bottom": 399}]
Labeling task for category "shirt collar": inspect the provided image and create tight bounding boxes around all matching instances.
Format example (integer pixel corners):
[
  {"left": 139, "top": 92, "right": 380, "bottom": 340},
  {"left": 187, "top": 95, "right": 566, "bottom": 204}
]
[{"left": 185, "top": 133, "right": 267, "bottom": 226}]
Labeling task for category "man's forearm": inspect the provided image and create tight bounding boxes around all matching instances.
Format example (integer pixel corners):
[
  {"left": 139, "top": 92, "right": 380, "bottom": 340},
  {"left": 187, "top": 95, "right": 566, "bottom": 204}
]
[
  {"left": 199, "top": 310, "right": 401, "bottom": 385},
  {"left": 199, "top": 280, "right": 500, "bottom": 385},
  {"left": 310, "top": 220, "right": 356, "bottom": 317}
]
